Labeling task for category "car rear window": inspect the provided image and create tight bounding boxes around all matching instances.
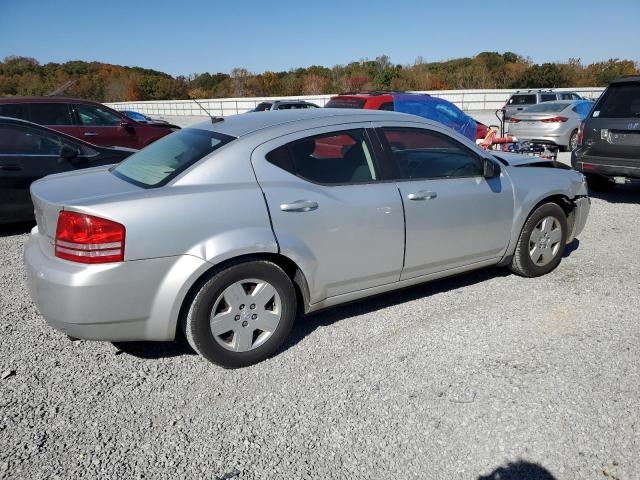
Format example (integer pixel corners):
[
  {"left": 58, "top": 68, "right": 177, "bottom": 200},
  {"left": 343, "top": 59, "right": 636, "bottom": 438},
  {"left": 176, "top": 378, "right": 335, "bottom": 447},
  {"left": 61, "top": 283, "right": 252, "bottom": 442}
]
[
  {"left": 325, "top": 98, "right": 366, "bottom": 109},
  {"left": 508, "top": 95, "right": 536, "bottom": 105},
  {"left": 524, "top": 103, "right": 570, "bottom": 113},
  {"left": 111, "top": 128, "right": 234, "bottom": 188},
  {"left": 593, "top": 83, "right": 640, "bottom": 118}
]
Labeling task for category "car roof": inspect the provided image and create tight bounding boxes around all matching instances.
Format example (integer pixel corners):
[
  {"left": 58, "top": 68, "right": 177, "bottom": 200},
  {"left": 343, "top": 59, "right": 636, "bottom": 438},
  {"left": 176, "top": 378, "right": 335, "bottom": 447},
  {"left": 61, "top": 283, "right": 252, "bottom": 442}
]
[
  {"left": 190, "top": 108, "right": 429, "bottom": 137},
  {"left": 609, "top": 76, "right": 640, "bottom": 84},
  {"left": 0, "top": 96, "right": 104, "bottom": 105}
]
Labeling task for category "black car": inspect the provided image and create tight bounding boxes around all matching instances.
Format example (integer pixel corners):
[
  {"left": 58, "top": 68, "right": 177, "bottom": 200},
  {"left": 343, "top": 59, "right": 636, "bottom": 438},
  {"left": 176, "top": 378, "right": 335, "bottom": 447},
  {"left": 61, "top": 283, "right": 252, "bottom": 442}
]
[
  {"left": 572, "top": 77, "right": 640, "bottom": 190},
  {"left": 0, "top": 116, "right": 135, "bottom": 224}
]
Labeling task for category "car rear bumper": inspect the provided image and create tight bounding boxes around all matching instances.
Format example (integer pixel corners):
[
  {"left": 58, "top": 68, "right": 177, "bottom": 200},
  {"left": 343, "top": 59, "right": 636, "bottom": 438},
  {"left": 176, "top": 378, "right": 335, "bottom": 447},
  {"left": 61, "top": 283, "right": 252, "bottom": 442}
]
[
  {"left": 24, "top": 229, "right": 209, "bottom": 341},
  {"left": 506, "top": 130, "right": 570, "bottom": 146},
  {"left": 569, "top": 196, "right": 590, "bottom": 241},
  {"left": 571, "top": 150, "right": 640, "bottom": 179}
]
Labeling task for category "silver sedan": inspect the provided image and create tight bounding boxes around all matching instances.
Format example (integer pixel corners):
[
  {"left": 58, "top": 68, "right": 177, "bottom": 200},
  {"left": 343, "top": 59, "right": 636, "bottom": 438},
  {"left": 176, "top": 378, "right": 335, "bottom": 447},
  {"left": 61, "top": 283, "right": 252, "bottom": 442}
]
[
  {"left": 24, "top": 109, "right": 590, "bottom": 368},
  {"left": 507, "top": 100, "right": 593, "bottom": 151}
]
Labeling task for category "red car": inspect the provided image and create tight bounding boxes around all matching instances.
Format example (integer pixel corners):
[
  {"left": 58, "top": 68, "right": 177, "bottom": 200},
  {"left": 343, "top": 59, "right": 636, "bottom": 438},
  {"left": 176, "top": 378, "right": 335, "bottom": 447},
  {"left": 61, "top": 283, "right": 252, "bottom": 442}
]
[
  {"left": 0, "top": 97, "right": 179, "bottom": 149},
  {"left": 325, "top": 92, "right": 488, "bottom": 140}
]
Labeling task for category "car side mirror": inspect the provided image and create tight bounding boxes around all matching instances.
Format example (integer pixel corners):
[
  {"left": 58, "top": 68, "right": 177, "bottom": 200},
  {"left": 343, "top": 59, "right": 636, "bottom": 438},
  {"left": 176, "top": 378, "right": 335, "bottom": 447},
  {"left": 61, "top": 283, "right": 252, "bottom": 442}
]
[
  {"left": 483, "top": 158, "right": 500, "bottom": 178},
  {"left": 120, "top": 119, "right": 133, "bottom": 128},
  {"left": 59, "top": 144, "right": 79, "bottom": 160}
]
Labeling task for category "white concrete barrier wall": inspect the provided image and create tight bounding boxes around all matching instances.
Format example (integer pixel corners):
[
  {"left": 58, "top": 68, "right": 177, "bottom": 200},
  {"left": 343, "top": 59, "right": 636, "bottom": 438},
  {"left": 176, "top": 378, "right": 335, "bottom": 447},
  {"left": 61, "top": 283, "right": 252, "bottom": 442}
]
[{"left": 106, "top": 87, "right": 605, "bottom": 117}]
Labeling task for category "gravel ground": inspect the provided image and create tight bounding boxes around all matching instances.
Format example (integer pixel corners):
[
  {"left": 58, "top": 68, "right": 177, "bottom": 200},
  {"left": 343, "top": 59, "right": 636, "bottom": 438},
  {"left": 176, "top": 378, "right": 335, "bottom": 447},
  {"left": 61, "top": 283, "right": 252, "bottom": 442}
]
[{"left": 1, "top": 181, "right": 639, "bottom": 480}]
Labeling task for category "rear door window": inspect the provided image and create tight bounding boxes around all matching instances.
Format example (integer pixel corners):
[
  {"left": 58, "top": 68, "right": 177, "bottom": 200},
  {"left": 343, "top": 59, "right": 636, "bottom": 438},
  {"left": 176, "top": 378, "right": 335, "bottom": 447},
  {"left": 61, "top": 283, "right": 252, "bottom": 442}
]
[
  {"left": 540, "top": 94, "right": 557, "bottom": 102},
  {"left": 29, "top": 103, "right": 74, "bottom": 125},
  {"left": 0, "top": 104, "right": 29, "bottom": 121},
  {"left": 266, "top": 129, "right": 378, "bottom": 184},
  {"left": 594, "top": 84, "right": 640, "bottom": 118},
  {"left": 508, "top": 95, "right": 536, "bottom": 105},
  {"left": 112, "top": 128, "right": 234, "bottom": 187}
]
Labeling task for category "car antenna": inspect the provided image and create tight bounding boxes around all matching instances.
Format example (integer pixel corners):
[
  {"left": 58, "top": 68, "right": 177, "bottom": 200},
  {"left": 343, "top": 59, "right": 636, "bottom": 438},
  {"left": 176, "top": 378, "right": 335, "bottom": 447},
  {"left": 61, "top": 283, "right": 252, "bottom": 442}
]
[{"left": 193, "top": 99, "right": 224, "bottom": 123}]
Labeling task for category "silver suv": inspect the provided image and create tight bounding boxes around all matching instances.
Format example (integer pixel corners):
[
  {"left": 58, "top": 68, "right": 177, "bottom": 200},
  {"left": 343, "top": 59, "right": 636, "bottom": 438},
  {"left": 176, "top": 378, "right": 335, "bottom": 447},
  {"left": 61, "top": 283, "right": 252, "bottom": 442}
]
[
  {"left": 504, "top": 90, "right": 583, "bottom": 120},
  {"left": 24, "top": 109, "right": 590, "bottom": 368}
]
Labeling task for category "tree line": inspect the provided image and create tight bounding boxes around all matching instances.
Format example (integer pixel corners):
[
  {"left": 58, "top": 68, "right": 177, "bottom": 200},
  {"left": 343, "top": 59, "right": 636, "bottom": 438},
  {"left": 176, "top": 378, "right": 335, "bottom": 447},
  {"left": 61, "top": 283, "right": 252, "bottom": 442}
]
[{"left": 0, "top": 52, "right": 637, "bottom": 102}]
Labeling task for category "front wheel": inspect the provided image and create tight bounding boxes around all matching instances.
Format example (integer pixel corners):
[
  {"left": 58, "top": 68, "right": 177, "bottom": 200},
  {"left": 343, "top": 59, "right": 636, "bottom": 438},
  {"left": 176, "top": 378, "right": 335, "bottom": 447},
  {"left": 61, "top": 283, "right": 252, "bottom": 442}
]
[
  {"left": 510, "top": 203, "right": 568, "bottom": 277},
  {"left": 185, "top": 260, "right": 297, "bottom": 368}
]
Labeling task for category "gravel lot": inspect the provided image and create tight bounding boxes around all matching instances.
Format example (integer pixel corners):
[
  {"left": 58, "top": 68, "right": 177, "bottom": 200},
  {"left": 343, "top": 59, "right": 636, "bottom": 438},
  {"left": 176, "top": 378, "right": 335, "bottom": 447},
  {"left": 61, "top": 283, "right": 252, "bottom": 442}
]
[{"left": 1, "top": 178, "right": 639, "bottom": 479}]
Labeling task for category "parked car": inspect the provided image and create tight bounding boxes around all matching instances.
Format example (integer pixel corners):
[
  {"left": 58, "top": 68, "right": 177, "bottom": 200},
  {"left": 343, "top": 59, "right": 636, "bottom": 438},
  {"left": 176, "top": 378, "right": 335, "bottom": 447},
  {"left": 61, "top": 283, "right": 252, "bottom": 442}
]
[
  {"left": 121, "top": 110, "right": 170, "bottom": 125},
  {"left": 503, "top": 90, "right": 583, "bottom": 121},
  {"left": 507, "top": 100, "right": 594, "bottom": 151},
  {"left": 572, "top": 76, "right": 640, "bottom": 190},
  {"left": 325, "top": 92, "right": 480, "bottom": 141},
  {"left": 24, "top": 109, "right": 590, "bottom": 368},
  {"left": 0, "top": 97, "right": 180, "bottom": 149},
  {"left": 0, "top": 116, "right": 134, "bottom": 224},
  {"left": 250, "top": 100, "right": 319, "bottom": 112}
]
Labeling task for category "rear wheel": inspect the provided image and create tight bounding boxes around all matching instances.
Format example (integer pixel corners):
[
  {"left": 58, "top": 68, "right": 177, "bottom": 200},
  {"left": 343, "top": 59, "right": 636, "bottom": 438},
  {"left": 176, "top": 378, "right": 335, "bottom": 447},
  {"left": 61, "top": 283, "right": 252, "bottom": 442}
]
[
  {"left": 510, "top": 203, "right": 567, "bottom": 277},
  {"left": 585, "top": 173, "right": 614, "bottom": 192},
  {"left": 568, "top": 129, "right": 578, "bottom": 151},
  {"left": 185, "top": 260, "right": 297, "bottom": 368}
]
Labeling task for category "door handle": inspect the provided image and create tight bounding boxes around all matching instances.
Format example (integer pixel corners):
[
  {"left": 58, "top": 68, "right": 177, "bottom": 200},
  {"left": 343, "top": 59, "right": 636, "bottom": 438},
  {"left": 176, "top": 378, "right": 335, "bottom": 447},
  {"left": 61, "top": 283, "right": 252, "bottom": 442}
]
[
  {"left": 407, "top": 190, "right": 437, "bottom": 201},
  {"left": 280, "top": 200, "right": 318, "bottom": 212},
  {"left": 84, "top": 132, "right": 98, "bottom": 137},
  {"left": 0, "top": 164, "right": 21, "bottom": 171}
]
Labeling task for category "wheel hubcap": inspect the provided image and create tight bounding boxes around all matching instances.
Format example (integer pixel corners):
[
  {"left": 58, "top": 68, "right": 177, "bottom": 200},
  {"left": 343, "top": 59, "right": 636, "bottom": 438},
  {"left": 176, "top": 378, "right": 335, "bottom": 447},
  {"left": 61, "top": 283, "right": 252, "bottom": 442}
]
[
  {"left": 210, "top": 278, "right": 282, "bottom": 352},
  {"left": 529, "top": 216, "right": 562, "bottom": 266}
]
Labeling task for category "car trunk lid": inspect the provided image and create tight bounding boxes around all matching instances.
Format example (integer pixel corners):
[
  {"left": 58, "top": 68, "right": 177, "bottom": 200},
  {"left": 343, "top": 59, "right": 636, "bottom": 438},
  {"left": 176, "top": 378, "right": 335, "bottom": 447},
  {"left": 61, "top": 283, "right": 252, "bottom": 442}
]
[
  {"left": 582, "top": 80, "right": 640, "bottom": 160},
  {"left": 30, "top": 165, "right": 140, "bottom": 255}
]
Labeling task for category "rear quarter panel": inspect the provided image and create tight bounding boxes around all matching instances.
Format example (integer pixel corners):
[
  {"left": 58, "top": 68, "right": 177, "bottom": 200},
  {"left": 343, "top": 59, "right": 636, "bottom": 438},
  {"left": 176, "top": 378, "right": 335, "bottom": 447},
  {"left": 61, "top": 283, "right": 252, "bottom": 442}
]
[{"left": 69, "top": 140, "right": 278, "bottom": 263}]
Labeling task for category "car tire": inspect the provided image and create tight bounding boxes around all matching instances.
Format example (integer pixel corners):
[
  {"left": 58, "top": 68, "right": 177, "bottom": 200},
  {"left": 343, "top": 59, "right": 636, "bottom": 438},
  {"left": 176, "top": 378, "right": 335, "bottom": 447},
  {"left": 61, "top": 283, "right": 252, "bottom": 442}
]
[
  {"left": 510, "top": 203, "right": 568, "bottom": 278},
  {"left": 184, "top": 259, "right": 297, "bottom": 368},
  {"left": 568, "top": 129, "right": 578, "bottom": 152},
  {"left": 585, "top": 173, "right": 614, "bottom": 192}
]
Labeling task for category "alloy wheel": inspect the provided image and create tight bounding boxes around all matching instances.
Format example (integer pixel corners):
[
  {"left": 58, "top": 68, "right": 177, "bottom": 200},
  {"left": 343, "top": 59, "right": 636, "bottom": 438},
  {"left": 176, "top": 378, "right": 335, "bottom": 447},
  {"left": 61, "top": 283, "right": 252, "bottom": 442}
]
[{"left": 209, "top": 278, "right": 282, "bottom": 352}]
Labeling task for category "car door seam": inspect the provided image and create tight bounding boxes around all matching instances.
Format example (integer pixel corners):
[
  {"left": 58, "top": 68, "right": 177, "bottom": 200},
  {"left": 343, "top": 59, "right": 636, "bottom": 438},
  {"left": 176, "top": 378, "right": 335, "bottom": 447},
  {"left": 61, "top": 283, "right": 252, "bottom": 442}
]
[{"left": 396, "top": 185, "right": 407, "bottom": 274}]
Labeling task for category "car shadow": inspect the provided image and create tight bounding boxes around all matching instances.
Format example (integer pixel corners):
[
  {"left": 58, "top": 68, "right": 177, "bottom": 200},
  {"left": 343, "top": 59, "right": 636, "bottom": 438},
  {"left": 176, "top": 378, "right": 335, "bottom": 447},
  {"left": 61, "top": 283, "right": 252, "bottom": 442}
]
[
  {"left": 589, "top": 182, "right": 640, "bottom": 204},
  {"left": 112, "top": 336, "right": 197, "bottom": 359},
  {"left": 478, "top": 460, "right": 557, "bottom": 480},
  {"left": 0, "top": 221, "right": 34, "bottom": 237},
  {"left": 280, "top": 266, "right": 511, "bottom": 353},
  {"left": 114, "top": 267, "right": 512, "bottom": 362}
]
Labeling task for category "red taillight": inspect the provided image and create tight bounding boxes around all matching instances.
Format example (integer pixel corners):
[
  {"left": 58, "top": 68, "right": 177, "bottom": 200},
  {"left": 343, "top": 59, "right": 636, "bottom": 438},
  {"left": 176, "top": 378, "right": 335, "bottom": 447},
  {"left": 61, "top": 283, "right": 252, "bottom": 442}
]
[
  {"left": 55, "top": 211, "right": 125, "bottom": 264},
  {"left": 541, "top": 116, "right": 568, "bottom": 123},
  {"left": 509, "top": 118, "right": 521, "bottom": 123},
  {"left": 577, "top": 121, "right": 585, "bottom": 146}
]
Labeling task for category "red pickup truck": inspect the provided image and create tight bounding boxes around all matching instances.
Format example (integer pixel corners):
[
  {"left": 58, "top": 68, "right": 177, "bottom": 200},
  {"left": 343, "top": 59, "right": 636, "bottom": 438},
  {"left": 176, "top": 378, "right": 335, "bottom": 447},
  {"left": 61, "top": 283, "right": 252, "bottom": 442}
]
[{"left": 0, "top": 97, "right": 179, "bottom": 149}]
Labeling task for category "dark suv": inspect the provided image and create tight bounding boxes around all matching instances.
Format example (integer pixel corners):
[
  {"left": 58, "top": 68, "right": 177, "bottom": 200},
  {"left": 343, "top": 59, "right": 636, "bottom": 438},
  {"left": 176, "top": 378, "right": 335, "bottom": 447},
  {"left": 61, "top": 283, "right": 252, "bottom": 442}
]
[
  {"left": 0, "top": 97, "right": 179, "bottom": 149},
  {"left": 571, "top": 77, "right": 640, "bottom": 190}
]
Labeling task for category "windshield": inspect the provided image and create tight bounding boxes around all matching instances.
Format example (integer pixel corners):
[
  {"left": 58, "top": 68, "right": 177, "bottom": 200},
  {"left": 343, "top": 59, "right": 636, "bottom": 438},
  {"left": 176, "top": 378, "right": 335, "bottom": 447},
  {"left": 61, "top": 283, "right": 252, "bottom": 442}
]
[
  {"left": 523, "top": 103, "right": 570, "bottom": 113},
  {"left": 124, "top": 111, "right": 147, "bottom": 121},
  {"left": 325, "top": 98, "right": 366, "bottom": 109},
  {"left": 112, "top": 128, "right": 234, "bottom": 187}
]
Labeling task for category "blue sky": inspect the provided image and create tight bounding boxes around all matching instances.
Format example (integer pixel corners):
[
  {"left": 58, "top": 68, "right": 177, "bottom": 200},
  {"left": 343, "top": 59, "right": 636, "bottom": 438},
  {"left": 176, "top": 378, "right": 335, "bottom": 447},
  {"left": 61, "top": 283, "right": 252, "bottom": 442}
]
[{"left": 1, "top": 0, "right": 639, "bottom": 76}]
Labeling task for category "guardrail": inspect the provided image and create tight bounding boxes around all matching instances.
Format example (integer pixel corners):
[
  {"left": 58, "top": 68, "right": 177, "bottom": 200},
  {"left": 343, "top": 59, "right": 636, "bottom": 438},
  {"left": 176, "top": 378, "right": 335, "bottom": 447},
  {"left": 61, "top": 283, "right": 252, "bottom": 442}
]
[{"left": 106, "top": 87, "right": 605, "bottom": 117}]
